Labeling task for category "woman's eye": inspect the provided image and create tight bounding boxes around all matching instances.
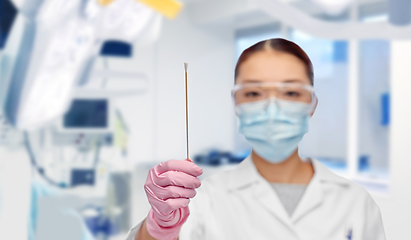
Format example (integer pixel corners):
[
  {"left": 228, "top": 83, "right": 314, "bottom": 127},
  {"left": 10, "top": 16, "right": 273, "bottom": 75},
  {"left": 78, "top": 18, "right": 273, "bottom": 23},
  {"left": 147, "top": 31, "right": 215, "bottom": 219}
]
[
  {"left": 245, "top": 91, "right": 260, "bottom": 97},
  {"left": 285, "top": 91, "right": 300, "bottom": 97}
]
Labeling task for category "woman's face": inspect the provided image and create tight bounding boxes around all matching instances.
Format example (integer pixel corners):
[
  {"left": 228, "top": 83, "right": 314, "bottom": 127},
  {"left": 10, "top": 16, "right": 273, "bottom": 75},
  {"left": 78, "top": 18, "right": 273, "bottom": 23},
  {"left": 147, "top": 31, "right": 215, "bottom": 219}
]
[{"left": 236, "top": 50, "right": 311, "bottom": 86}]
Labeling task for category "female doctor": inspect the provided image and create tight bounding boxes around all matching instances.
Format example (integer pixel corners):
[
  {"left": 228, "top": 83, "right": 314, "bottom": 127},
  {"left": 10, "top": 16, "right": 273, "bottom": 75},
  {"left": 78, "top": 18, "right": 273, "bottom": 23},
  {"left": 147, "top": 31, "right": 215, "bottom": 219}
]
[{"left": 127, "top": 38, "right": 386, "bottom": 240}]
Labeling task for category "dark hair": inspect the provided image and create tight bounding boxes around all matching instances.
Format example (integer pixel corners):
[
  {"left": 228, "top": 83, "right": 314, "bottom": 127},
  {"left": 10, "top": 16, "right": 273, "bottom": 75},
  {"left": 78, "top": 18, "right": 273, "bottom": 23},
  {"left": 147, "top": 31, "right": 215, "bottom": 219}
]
[{"left": 234, "top": 38, "right": 314, "bottom": 85}]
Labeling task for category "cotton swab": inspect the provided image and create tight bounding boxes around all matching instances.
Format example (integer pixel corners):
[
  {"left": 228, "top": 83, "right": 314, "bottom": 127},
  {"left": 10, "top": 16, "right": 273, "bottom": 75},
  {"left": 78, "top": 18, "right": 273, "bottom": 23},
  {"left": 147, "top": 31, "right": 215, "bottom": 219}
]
[{"left": 184, "top": 63, "right": 190, "bottom": 162}]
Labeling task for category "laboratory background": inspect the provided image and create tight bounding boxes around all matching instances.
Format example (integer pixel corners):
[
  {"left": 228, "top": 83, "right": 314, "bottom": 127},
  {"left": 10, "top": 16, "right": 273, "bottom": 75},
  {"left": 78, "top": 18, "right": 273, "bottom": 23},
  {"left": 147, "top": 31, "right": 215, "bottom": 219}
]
[{"left": 0, "top": 0, "right": 411, "bottom": 239}]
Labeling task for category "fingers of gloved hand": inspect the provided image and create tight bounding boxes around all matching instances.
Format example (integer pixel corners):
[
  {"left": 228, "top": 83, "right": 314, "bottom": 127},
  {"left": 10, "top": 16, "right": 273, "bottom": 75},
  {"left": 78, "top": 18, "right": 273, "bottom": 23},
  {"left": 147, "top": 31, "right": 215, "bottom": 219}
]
[
  {"left": 158, "top": 198, "right": 190, "bottom": 215},
  {"left": 156, "top": 160, "right": 203, "bottom": 177},
  {"left": 153, "top": 170, "right": 201, "bottom": 189},
  {"left": 146, "top": 188, "right": 191, "bottom": 214},
  {"left": 148, "top": 185, "right": 197, "bottom": 200}
]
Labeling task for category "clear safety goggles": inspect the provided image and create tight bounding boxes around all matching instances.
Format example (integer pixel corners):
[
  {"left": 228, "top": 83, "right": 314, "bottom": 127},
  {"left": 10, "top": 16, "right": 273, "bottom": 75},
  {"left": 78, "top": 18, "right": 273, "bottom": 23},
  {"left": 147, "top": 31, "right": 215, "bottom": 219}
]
[{"left": 232, "top": 82, "right": 317, "bottom": 115}]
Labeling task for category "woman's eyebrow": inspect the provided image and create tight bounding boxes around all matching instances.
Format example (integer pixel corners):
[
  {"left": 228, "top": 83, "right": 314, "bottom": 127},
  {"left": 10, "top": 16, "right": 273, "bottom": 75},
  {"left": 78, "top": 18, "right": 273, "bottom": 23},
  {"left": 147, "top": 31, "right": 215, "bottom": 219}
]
[
  {"left": 242, "top": 79, "right": 263, "bottom": 83},
  {"left": 241, "top": 79, "right": 306, "bottom": 84},
  {"left": 283, "top": 79, "right": 305, "bottom": 83}
]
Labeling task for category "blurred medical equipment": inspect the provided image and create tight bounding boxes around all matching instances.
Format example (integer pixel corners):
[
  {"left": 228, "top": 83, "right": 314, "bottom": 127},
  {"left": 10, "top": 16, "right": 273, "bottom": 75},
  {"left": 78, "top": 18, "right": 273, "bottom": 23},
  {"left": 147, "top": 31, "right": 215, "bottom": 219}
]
[
  {"left": 107, "top": 172, "right": 132, "bottom": 233},
  {"left": 1, "top": 1, "right": 99, "bottom": 130},
  {"left": 22, "top": 93, "right": 115, "bottom": 188},
  {"left": 0, "top": 0, "right": 183, "bottom": 239},
  {"left": 34, "top": 192, "right": 96, "bottom": 240},
  {"left": 0, "top": 0, "right": 17, "bottom": 49},
  {"left": 58, "top": 98, "right": 113, "bottom": 134},
  {"left": 194, "top": 150, "right": 249, "bottom": 166},
  {"left": 0, "top": 0, "right": 169, "bottom": 188},
  {"left": 81, "top": 171, "right": 132, "bottom": 238},
  {"left": 137, "top": 0, "right": 182, "bottom": 19},
  {"left": 25, "top": 95, "right": 132, "bottom": 191},
  {"left": 0, "top": 114, "right": 23, "bottom": 148},
  {"left": 29, "top": 179, "right": 93, "bottom": 240},
  {"left": 0, "top": 0, "right": 160, "bottom": 130},
  {"left": 22, "top": 79, "right": 138, "bottom": 238},
  {"left": 24, "top": 108, "right": 114, "bottom": 189}
]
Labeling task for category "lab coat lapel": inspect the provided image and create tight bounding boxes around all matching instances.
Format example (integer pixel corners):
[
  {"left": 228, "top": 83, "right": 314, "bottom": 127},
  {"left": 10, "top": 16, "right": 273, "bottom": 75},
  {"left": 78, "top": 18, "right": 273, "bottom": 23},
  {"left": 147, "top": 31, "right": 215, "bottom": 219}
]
[
  {"left": 291, "top": 160, "right": 324, "bottom": 223},
  {"left": 228, "top": 156, "right": 295, "bottom": 231},
  {"left": 253, "top": 179, "right": 296, "bottom": 232}
]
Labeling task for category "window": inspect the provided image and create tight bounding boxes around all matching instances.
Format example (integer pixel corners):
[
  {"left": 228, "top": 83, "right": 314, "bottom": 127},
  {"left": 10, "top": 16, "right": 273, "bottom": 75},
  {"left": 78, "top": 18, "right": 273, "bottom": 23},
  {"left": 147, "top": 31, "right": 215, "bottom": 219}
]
[
  {"left": 289, "top": 30, "right": 349, "bottom": 173},
  {"left": 358, "top": 40, "right": 390, "bottom": 179}
]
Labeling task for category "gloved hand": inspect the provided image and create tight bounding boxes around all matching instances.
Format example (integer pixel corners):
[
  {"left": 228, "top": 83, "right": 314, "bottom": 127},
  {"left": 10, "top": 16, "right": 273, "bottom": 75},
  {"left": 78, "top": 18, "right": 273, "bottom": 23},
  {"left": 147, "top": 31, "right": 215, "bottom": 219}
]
[{"left": 144, "top": 159, "right": 203, "bottom": 240}]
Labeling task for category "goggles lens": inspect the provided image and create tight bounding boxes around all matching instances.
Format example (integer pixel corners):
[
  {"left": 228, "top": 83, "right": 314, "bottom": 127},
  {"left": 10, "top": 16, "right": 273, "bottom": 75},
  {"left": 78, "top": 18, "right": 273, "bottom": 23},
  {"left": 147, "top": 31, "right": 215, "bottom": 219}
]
[
  {"left": 233, "top": 83, "right": 314, "bottom": 104},
  {"left": 232, "top": 82, "right": 316, "bottom": 115}
]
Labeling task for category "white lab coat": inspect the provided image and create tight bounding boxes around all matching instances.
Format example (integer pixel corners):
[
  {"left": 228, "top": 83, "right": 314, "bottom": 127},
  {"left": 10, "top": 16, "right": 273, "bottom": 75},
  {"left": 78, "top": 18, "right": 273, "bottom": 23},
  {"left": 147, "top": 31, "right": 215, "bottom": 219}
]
[{"left": 126, "top": 156, "right": 386, "bottom": 240}]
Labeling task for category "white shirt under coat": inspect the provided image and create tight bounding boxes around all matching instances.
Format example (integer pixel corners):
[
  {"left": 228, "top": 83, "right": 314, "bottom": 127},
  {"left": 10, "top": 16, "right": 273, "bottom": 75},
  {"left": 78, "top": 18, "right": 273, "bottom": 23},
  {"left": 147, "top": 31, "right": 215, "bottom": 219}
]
[{"left": 126, "top": 156, "right": 386, "bottom": 240}]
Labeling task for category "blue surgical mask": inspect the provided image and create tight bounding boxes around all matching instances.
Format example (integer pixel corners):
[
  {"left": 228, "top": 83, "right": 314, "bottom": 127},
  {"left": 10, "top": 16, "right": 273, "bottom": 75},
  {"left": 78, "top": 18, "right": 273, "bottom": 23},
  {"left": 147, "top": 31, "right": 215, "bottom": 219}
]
[{"left": 237, "top": 99, "right": 311, "bottom": 163}]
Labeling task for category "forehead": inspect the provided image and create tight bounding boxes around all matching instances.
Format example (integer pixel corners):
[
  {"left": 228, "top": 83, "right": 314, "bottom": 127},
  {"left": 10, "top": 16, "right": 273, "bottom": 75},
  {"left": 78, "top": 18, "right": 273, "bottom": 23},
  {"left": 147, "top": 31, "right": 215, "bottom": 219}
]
[{"left": 236, "top": 50, "right": 311, "bottom": 85}]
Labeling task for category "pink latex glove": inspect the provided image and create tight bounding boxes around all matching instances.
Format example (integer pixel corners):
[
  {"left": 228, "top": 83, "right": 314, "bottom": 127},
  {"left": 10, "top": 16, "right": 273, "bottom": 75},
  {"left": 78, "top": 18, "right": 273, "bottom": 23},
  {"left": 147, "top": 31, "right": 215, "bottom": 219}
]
[{"left": 144, "top": 159, "right": 203, "bottom": 240}]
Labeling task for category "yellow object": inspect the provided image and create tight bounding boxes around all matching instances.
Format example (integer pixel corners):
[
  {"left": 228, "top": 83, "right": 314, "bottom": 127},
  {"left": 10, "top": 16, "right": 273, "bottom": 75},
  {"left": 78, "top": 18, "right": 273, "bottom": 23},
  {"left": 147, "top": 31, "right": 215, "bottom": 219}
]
[
  {"left": 137, "top": 0, "right": 183, "bottom": 19},
  {"left": 97, "top": 0, "right": 116, "bottom": 6},
  {"left": 114, "top": 115, "right": 128, "bottom": 151}
]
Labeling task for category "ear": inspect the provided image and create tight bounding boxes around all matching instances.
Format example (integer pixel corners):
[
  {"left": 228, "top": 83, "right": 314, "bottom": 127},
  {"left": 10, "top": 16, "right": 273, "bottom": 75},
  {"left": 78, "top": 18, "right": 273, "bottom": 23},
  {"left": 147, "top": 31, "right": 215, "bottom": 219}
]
[{"left": 311, "top": 97, "right": 318, "bottom": 117}]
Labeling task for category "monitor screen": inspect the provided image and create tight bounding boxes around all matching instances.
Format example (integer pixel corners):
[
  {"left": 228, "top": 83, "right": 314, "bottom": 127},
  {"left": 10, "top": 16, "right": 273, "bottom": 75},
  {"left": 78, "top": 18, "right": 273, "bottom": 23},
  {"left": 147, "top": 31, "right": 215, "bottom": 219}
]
[
  {"left": 0, "top": 0, "right": 18, "bottom": 49},
  {"left": 63, "top": 99, "right": 108, "bottom": 128}
]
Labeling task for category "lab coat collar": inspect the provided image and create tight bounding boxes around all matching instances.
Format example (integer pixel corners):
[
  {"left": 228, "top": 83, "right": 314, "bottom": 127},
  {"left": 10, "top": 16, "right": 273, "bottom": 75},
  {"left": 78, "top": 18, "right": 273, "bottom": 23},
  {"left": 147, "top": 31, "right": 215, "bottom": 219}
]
[
  {"left": 226, "top": 155, "right": 261, "bottom": 192},
  {"left": 226, "top": 155, "right": 297, "bottom": 233},
  {"left": 291, "top": 159, "right": 349, "bottom": 223},
  {"left": 311, "top": 158, "right": 350, "bottom": 186},
  {"left": 227, "top": 155, "right": 349, "bottom": 192},
  {"left": 226, "top": 155, "right": 349, "bottom": 227}
]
